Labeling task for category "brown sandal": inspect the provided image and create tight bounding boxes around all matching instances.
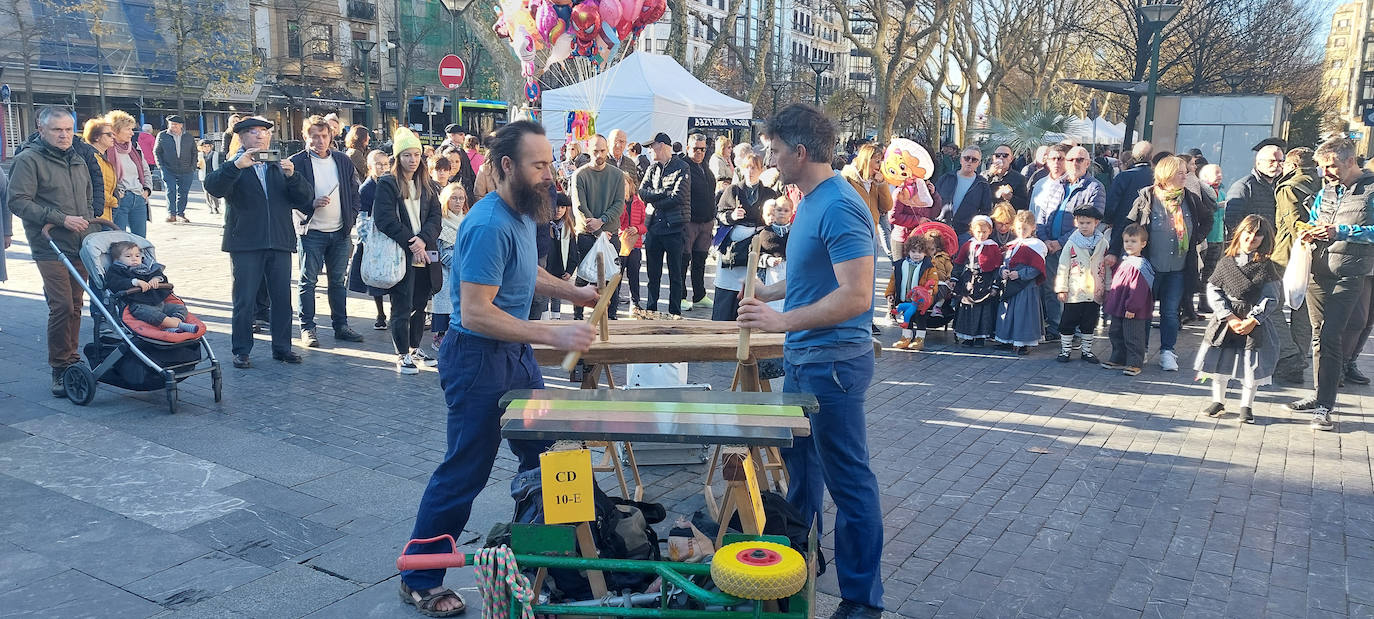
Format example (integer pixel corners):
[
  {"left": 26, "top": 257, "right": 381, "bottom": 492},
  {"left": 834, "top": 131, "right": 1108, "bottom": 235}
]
[{"left": 399, "top": 581, "right": 467, "bottom": 617}]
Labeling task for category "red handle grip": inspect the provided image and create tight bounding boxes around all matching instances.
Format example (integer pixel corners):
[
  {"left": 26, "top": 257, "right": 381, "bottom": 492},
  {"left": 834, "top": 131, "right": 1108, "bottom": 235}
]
[{"left": 396, "top": 535, "right": 467, "bottom": 571}]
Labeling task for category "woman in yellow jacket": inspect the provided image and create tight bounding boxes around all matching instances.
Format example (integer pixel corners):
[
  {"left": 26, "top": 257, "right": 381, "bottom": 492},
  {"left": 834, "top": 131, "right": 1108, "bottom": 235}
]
[
  {"left": 840, "top": 142, "right": 893, "bottom": 257},
  {"left": 82, "top": 119, "right": 119, "bottom": 220}
]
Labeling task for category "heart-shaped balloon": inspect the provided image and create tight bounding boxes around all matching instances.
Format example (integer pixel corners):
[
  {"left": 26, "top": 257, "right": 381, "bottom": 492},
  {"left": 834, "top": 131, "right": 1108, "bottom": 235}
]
[{"left": 597, "top": 0, "right": 620, "bottom": 37}]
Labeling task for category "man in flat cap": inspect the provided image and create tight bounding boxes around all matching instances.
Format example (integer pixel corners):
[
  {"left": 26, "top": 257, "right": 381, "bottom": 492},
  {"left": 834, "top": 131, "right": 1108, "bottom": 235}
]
[
  {"left": 205, "top": 116, "right": 314, "bottom": 368},
  {"left": 155, "top": 114, "right": 198, "bottom": 223}
]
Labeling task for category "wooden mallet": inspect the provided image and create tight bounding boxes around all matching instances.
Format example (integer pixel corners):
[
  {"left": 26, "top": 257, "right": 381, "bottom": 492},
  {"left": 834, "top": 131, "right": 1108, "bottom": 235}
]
[
  {"left": 561, "top": 231, "right": 635, "bottom": 372},
  {"left": 737, "top": 234, "right": 765, "bottom": 362}
]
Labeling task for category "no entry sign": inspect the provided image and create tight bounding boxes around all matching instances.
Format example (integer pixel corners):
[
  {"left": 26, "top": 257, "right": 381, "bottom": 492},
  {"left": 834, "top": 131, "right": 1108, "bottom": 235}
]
[{"left": 438, "top": 54, "right": 466, "bottom": 89}]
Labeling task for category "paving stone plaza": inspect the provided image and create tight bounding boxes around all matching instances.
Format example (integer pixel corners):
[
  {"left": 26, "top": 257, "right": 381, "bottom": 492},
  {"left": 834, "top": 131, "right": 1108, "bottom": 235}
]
[{"left": 3, "top": 193, "right": 1374, "bottom": 618}]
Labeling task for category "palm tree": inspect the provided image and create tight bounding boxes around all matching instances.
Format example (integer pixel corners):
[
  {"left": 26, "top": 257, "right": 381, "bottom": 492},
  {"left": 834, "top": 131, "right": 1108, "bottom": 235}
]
[{"left": 987, "top": 100, "right": 1070, "bottom": 156}]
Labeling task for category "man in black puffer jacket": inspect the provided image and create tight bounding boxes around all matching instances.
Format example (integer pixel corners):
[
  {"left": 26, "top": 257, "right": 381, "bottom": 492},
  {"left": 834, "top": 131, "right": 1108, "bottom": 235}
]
[
  {"left": 682, "top": 132, "right": 716, "bottom": 311},
  {"left": 638, "top": 132, "right": 690, "bottom": 315}
]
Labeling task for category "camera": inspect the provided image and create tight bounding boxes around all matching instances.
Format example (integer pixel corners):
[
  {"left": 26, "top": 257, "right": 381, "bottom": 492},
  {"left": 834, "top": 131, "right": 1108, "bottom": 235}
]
[{"left": 253, "top": 149, "right": 281, "bottom": 163}]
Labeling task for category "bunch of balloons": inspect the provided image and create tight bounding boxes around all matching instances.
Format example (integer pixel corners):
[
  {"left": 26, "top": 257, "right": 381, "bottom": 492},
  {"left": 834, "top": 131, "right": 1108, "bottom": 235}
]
[
  {"left": 493, "top": 0, "right": 667, "bottom": 102},
  {"left": 566, "top": 110, "right": 596, "bottom": 141}
]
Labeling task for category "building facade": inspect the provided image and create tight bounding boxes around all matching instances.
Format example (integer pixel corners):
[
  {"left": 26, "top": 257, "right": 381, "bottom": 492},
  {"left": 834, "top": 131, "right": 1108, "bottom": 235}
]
[{"left": 1322, "top": 0, "right": 1373, "bottom": 151}]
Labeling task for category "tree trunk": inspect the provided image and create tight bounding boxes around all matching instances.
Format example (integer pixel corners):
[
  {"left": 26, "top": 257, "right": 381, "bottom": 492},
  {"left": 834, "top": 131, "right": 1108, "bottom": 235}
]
[
  {"left": 667, "top": 0, "right": 687, "bottom": 66},
  {"left": 460, "top": 9, "right": 522, "bottom": 102},
  {"left": 745, "top": 0, "right": 774, "bottom": 110}
]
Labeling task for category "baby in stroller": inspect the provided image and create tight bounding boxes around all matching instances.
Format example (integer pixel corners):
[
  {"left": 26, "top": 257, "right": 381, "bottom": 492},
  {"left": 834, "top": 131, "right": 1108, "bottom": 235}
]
[{"left": 106, "top": 241, "right": 201, "bottom": 334}]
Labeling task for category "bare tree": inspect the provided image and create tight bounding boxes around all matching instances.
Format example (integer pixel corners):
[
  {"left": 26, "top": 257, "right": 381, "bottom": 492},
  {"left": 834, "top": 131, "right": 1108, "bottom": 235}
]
[
  {"left": 833, "top": 0, "right": 961, "bottom": 141},
  {"left": 154, "top": 0, "right": 255, "bottom": 116},
  {"left": 0, "top": 0, "right": 55, "bottom": 125},
  {"left": 688, "top": 0, "right": 745, "bottom": 83}
]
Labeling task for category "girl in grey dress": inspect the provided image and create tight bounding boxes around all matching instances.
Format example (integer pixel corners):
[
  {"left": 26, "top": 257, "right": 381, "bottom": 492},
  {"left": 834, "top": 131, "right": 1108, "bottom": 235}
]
[{"left": 1194, "top": 215, "right": 1282, "bottom": 425}]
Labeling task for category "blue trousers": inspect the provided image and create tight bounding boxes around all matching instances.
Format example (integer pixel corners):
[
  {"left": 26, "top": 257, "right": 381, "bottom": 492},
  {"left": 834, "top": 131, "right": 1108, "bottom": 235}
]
[
  {"left": 402, "top": 333, "right": 552, "bottom": 591},
  {"left": 298, "top": 228, "right": 353, "bottom": 331},
  {"left": 164, "top": 171, "right": 196, "bottom": 216},
  {"left": 781, "top": 351, "right": 884, "bottom": 608},
  {"left": 111, "top": 192, "right": 148, "bottom": 238},
  {"left": 1152, "top": 269, "right": 1185, "bottom": 352}
]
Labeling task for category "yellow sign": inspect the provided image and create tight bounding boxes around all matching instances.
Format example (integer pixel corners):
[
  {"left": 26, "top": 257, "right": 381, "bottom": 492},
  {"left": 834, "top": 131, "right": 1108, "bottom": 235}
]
[
  {"left": 741, "top": 453, "right": 767, "bottom": 532},
  {"left": 540, "top": 449, "right": 595, "bottom": 524}
]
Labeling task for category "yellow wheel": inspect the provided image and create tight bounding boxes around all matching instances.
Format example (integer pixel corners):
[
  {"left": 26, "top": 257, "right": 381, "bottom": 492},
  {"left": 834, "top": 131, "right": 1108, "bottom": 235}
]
[{"left": 710, "top": 541, "right": 807, "bottom": 600}]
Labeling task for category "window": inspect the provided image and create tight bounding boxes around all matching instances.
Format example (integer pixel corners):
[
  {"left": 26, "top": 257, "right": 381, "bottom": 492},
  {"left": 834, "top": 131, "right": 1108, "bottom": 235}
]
[
  {"left": 308, "top": 24, "right": 334, "bottom": 60},
  {"left": 1333, "top": 59, "right": 1345, "bottom": 70},
  {"left": 1335, "top": 37, "right": 1347, "bottom": 47},
  {"left": 287, "top": 20, "right": 302, "bottom": 58},
  {"left": 1338, "top": 18, "right": 1350, "bottom": 29}
]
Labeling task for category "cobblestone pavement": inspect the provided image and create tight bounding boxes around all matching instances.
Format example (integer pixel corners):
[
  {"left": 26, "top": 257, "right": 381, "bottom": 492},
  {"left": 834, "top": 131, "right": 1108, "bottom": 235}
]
[{"left": 2, "top": 191, "right": 1374, "bottom": 618}]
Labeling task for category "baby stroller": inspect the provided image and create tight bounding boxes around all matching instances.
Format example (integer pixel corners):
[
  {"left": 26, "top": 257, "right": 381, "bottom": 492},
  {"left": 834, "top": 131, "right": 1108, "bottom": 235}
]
[{"left": 43, "top": 220, "right": 221, "bottom": 413}]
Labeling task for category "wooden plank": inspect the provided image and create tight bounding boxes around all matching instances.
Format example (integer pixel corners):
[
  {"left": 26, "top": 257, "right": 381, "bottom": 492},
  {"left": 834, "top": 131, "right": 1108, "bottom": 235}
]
[
  {"left": 535, "top": 333, "right": 786, "bottom": 365},
  {"left": 500, "top": 418, "right": 798, "bottom": 446},
  {"left": 505, "top": 398, "right": 807, "bottom": 417},
  {"left": 501, "top": 388, "right": 819, "bottom": 413},
  {"left": 530, "top": 319, "right": 744, "bottom": 335},
  {"left": 501, "top": 408, "right": 811, "bottom": 435}
]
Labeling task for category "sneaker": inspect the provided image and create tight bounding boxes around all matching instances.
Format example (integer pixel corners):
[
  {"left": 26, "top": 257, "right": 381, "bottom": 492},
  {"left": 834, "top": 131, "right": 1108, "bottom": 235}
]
[
  {"left": 1311, "top": 406, "right": 1334, "bottom": 431},
  {"left": 680, "top": 300, "right": 693, "bottom": 313},
  {"left": 232, "top": 354, "right": 252, "bottom": 369},
  {"left": 1056, "top": 351, "right": 1071, "bottom": 363},
  {"left": 396, "top": 354, "right": 419, "bottom": 375},
  {"left": 908, "top": 337, "right": 925, "bottom": 351},
  {"left": 272, "top": 351, "right": 303, "bottom": 364},
  {"left": 373, "top": 315, "right": 388, "bottom": 330},
  {"left": 1043, "top": 331, "right": 1062, "bottom": 343},
  {"left": 695, "top": 296, "right": 713, "bottom": 308},
  {"left": 893, "top": 338, "right": 911, "bottom": 350},
  {"left": 871, "top": 323, "right": 883, "bottom": 337},
  {"left": 178, "top": 215, "right": 191, "bottom": 224},
  {"left": 1240, "top": 407, "right": 1255, "bottom": 424},
  {"left": 1101, "top": 361, "right": 1125, "bottom": 370},
  {"left": 1160, "top": 350, "right": 1179, "bottom": 371},
  {"left": 829, "top": 600, "right": 882, "bottom": 619},
  {"left": 334, "top": 325, "right": 365, "bottom": 342},
  {"left": 50, "top": 367, "right": 66, "bottom": 398},
  {"left": 1202, "top": 402, "right": 1225, "bottom": 418},
  {"left": 1123, "top": 367, "right": 1142, "bottom": 376},
  {"left": 433, "top": 332, "right": 445, "bottom": 352},
  {"left": 1288, "top": 396, "right": 1319, "bottom": 411},
  {"left": 301, "top": 328, "right": 320, "bottom": 348},
  {"left": 412, "top": 347, "right": 438, "bottom": 367},
  {"left": 1081, "top": 352, "right": 1099, "bottom": 364},
  {"left": 1346, "top": 363, "right": 1371, "bottom": 385},
  {"left": 166, "top": 215, "right": 177, "bottom": 223}
]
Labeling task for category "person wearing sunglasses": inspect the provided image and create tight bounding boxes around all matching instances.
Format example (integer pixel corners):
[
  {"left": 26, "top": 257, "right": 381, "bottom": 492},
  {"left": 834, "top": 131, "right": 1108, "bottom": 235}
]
[
  {"left": 1033, "top": 145, "right": 1106, "bottom": 341},
  {"left": 984, "top": 144, "right": 1029, "bottom": 211},
  {"left": 935, "top": 147, "right": 993, "bottom": 245}
]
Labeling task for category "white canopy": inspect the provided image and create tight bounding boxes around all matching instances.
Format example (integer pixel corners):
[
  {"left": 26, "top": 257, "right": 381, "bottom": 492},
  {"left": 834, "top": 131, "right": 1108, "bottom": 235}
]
[
  {"left": 1061, "top": 117, "right": 1126, "bottom": 145},
  {"left": 540, "top": 52, "right": 754, "bottom": 147}
]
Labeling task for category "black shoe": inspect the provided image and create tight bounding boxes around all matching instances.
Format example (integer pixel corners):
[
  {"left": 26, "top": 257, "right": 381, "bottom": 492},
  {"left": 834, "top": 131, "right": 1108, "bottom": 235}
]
[
  {"left": 1043, "top": 332, "right": 1062, "bottom": 343},
  {"left": 373, "top": 315, "right": 388, "bottom": 330},
  {"left": 973, "top": 338, "right": 986, "bottom": 348},
  {"left": 961, "top": 339, "right": 977, "bottom": 347},
  {"left": 1240, "top": 407, "right": 1255, "bottom": 424},
  {"left": 232, "top": 354, "right": 252, "bottom": 369},
  {"left": 1288, "top": 396, "right": 1319, "bottom": 411},
  {"left": 1274, "top": 371, "right": 1304, "bottom": 385},
  {"left": 1017, "top": 346, "right": 1031, "bottom": 355},
  {"left": 1203, "top": 402, "right": 1225, "bottom": 418},
  {"left": 51, "top": 367, "right": 66, "bottom": 398},
  {"left": 871, "top": 323, "right": 882, "bottom": 336},
  {"left": 272, "top": 351, "right": 303, "bottom": 364},
  {"left": 252, "top": 319, "right": 269, "bottom": 334},
  {"left": 1081, "top": 352, "right": 1099, "bottom": 364},
  {"left": 334, "top": 325, "right": 365, "bottom": 342},
  {"left": 995, "top": 342, "right": 1014, "bottom": 350},
  {"left": 1056, "top": 351, "right": 1071, "bottom": 363},
  {"left": 829, "top": 600, "right": 883, "bottom": 619},
  {"left": 1346, "top": 363, "right": 1371, "bottom": 385}
]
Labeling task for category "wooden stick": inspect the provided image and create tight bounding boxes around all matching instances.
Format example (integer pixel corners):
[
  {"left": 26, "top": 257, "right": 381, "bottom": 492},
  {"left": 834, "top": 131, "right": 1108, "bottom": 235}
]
[
  {"left": 737, "top": 234, "right": 765, "bottom": 362},
  {"left": 596, "top": 254, "right": 610, "bottom": 340},
  {"left": 561, "top": 271, "right": 624, "bottom": 371}
]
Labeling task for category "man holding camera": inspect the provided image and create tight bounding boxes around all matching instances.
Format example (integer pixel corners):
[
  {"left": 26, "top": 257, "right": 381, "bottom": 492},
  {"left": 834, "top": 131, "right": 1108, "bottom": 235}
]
[{"left": 205, "top": 116, "right": 314, "bottom": 369}]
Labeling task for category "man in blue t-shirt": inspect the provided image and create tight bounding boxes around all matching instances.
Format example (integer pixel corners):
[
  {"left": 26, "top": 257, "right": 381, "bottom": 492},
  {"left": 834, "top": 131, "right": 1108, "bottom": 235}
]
[
  {"left": 398, "top": 121, "right": 597, "bottom": 617},
  {"left": 738, "top": 103, "right": 884, "bottom": 619}
]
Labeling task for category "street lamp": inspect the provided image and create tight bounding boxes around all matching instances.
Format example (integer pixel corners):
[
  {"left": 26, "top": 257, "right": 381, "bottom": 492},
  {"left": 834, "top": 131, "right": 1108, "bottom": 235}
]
[
  {"left": 945, "top": 81, "right": 962, "bottom": 146},
  {"left": 354, "top": 39, "right": 377, "bottom": 131},
  {"left": 1222, "top": 72, "right": 1244, "bottom": 94},
  {"left": 1137, "top": 0, "right": 1182, "bottom": 141},
  {"left": 809, "top": 58, "right": 830, "bottom": 107},
  {"left": 769, "top": 81, "right": 783, "bottom": 117}
]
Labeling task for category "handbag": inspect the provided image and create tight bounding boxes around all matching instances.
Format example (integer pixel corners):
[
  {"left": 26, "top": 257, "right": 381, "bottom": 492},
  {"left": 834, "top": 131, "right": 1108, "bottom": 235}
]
[
  {"left": 575, "top": 232, "right": 618, "bottom": 282},
  {"left": 361, "top": 197, "right": 407, "bottom": 288},
  {"left": 1282, "top": 238, "right": 1310, "bottom": 309}
]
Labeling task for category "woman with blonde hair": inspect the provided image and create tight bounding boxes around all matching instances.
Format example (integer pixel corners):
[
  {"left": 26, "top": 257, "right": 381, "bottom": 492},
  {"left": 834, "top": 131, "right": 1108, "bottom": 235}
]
[
  {"left": 82, "top": 118, "right": 118, "bottom": 220},
  {"left": 1115, "top": 155, "right": 1213, "bottom": 371},
  {"left": 840, "top": 143, "right": 893, "bottom": 254},
  {"left": 102, "top": 110, "right": 153, "bottom": 235},
  {"left": 709, "top": 135, "right": 734, "bottom": 189}
]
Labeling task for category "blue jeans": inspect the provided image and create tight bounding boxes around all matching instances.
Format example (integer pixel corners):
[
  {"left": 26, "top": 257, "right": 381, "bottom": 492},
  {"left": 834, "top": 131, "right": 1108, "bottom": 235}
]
[
  {"left": 1153, "top": 269, "right": 1185, "bottom": 352},
  {"left": 781, "top": 351, "right": 883, "bottom": 608},
  {"left": 111, "top": 192, "right": 148, "bottom": 237},
  {"left": 1039, "top": 251, "right": 1063, "bottom": 335},
  {"left": 164, "top": 170, "right": 195, "bottom": 216},
  {"left": 298, "top": 228, "right": 353, "bottom": 331},
  {"left": 402, "top": 333, "right": 552, "bottom": 591}
]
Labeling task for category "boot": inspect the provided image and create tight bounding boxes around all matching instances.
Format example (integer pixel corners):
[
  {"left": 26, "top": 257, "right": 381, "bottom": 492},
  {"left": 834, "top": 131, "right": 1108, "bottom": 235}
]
[
  {"left": 894, "top": 329, "right": 913, "bottom": 350},
  {"left": 1080, "top": 335, "right": 1098, "bottom": 364},
  {"left": 909, "top": 330, "right": 926, "bottom": 351},
  {"left": 50, "top": 367, "right": 65, "bottom": 398}
]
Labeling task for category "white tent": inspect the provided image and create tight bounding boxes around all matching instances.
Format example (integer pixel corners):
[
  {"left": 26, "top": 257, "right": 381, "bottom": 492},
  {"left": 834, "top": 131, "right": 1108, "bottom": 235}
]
[
  {"left": 1062, "top": 117, "right": 1126, "bottom": 145},
  {"left": 540, "top": 52, "right": 754, "bottom": 147}
]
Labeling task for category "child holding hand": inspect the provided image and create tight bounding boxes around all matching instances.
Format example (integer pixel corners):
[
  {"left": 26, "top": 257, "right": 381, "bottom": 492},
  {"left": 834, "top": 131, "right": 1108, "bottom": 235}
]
[{"left": 1103, "top": 224, "right": 1154, "bottom": 376}]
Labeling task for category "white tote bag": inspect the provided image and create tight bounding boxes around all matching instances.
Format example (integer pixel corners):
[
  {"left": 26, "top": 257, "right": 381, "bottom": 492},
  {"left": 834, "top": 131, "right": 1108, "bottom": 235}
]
[
  {"left": 361, "top": 223, "right": 406, "bottom": 289},
  {"left": 1283, "top": 239, "right": 1311, "bottom": 310}
]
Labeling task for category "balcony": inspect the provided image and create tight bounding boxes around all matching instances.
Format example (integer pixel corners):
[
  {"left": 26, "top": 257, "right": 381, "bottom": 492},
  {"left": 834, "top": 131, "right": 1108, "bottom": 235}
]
[
  {"left": 347, "top": 0, "right": 377, "bottom": 21},
  {"left": 351, "top": 59, "right": 381, "bottom": 76}
]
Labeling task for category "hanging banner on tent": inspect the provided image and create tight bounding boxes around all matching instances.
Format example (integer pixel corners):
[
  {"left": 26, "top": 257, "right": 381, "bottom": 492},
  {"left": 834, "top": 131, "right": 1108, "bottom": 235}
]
[{"left": 687, "top": 117, "right": 750, "bottom": 130}]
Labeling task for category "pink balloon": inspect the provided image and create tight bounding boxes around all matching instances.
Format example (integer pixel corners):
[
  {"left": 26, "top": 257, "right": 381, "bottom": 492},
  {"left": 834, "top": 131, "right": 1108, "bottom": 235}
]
[
  {"left": 597, "top": 0, "right": 620, "bottom": 37},
  {"left": 616, "top": 0, "right": 640, "bottom": 38},
  {"left": 637, "top": 0, "right": 664, "bottom": 28},
  {"left": 534, "top": 0, "right": 559, "bottom": 43}
]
